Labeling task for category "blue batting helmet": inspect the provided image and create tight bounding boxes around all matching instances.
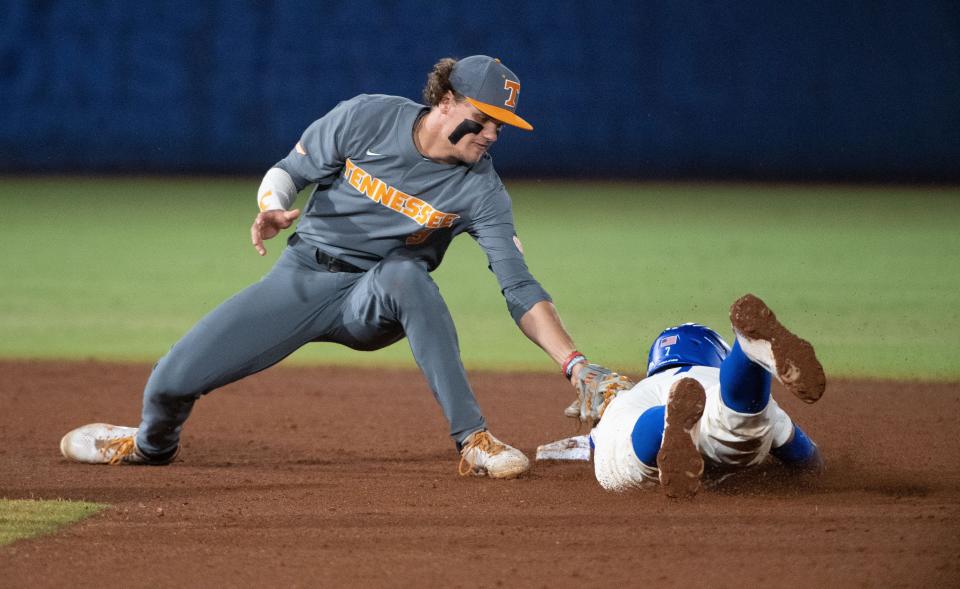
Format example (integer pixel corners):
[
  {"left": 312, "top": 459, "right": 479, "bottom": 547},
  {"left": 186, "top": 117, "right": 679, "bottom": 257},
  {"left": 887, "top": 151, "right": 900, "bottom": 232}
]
[{"left": 646, "top": 323, "right": 731, "bottom": 376}]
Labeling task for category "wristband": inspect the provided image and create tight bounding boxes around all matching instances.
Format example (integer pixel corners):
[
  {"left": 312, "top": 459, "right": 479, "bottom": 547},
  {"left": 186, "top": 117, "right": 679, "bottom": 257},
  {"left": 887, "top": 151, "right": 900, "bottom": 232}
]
[{"left": 562, "top": 351, "right": 587, "bottom": 380}]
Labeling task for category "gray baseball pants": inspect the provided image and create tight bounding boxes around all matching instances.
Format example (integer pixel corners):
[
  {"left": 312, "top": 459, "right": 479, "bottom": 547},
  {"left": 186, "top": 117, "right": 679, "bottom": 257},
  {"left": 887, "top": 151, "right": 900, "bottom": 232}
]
[{"left": 135, "top": 235, "right": 486, "bottom": 458}]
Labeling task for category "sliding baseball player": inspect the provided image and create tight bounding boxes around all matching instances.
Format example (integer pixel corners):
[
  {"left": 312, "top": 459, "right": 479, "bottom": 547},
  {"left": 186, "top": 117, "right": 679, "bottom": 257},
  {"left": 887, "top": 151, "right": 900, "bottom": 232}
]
[{"left": 565, "top": 293, "right": 826, "bottom": 497}]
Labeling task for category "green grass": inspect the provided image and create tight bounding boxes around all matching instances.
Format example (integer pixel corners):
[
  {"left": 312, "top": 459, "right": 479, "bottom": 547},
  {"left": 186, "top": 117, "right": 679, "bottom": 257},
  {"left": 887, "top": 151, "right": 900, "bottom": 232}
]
[
  {"left": 0, "top": 499, "right": 107, "bottom": 545},
  {"left": 1, "top": 177, "right": 958, "bottom": 378}
]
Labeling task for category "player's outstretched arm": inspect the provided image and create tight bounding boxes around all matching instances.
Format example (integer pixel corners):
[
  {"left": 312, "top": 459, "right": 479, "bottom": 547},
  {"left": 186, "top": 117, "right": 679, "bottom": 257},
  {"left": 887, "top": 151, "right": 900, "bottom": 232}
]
[
  {"left": 517, "top": 301, "right": 579, "bottom": 378},
  {"left": 518, "top": 302, "right": 632, "bottom": 423},
  {"left": 250, "top": 209, "right": 301, "bottom": 256}
]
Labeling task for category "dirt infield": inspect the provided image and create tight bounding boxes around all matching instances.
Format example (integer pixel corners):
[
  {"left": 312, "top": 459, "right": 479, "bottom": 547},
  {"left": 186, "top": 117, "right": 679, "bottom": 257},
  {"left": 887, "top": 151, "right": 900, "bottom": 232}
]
[{"left": 1, "top": 360, "right": 958, "bottom": 588}]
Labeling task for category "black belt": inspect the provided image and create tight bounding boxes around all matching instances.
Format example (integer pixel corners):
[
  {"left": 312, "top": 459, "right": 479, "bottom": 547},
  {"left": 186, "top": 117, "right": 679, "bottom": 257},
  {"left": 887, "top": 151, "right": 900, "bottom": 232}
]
[{"left": 315, "top": 249, "right": 364, "bottom": 273}]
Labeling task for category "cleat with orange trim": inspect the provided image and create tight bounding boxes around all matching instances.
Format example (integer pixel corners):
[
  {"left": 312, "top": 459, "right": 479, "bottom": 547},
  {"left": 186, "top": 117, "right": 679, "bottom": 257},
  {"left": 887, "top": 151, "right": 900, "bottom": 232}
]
[
  {"left": 60, "top": 423, "right": 178, "bottom": 465},
  {"left": 458, "top": 430, "right": 530, "bottom": 479}
]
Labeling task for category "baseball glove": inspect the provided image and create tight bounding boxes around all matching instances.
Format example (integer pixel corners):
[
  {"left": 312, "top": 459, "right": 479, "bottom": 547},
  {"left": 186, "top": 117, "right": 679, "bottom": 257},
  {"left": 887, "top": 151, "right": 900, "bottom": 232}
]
[{"left": 565, "top": 363, "right": 635, "bottom": 426}]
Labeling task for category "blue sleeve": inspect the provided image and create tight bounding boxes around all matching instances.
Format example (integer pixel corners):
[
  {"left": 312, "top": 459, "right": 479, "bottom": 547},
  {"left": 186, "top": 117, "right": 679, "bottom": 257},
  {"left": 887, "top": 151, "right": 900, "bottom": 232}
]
[
  {"left": 771, "top": 424, "right": 820, "bottom": 467},
  {"left": 468, "top": 188, "right": 552, "bottom": 323}
]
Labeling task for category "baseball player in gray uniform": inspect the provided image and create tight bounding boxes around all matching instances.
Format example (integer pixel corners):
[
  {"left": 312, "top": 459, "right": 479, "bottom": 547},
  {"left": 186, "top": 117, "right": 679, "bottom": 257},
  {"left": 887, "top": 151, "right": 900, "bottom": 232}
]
[{"left": 61, "top": 55, "right": 609, "bottom": 479}]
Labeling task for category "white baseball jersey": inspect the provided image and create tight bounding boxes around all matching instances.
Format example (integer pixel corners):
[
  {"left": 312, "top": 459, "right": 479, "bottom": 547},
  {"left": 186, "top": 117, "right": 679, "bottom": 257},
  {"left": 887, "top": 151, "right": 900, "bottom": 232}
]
[{"left": 591, "top": 365, "right": 795, "bottom": 492}]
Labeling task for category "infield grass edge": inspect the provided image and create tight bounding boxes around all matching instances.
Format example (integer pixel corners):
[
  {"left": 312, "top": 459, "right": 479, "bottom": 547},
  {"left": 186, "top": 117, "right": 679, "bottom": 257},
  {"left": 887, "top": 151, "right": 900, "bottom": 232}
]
[{"left": 0, "top": 499, "right": 108, "bottom": 547}]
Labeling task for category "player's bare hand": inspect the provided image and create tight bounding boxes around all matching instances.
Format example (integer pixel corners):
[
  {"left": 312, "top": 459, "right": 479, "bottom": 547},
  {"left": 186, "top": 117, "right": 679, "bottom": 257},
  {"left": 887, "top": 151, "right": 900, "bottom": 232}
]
[{"left": 251, "top": 209, "right": 300, "bottom": 256}]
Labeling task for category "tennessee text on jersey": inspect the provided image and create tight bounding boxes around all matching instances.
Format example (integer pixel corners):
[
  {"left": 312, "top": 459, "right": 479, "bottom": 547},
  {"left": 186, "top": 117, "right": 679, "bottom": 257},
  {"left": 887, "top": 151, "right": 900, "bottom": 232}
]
[{"left": 343, "top": 158, "right": 460, "bottom": 245}]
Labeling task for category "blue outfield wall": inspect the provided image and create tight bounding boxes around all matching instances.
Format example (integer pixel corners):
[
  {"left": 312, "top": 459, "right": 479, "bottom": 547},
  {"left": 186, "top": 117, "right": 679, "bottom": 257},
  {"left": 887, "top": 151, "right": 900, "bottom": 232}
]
[{"left": 1, "top": 1, "right": 958, "bottom": 181}]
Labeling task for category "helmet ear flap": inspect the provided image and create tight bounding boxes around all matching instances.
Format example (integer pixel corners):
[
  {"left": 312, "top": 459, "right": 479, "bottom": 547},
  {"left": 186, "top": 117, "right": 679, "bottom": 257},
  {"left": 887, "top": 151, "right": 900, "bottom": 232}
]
[{"left": 646, "top": 323, "right": 731, "bottom": 376}]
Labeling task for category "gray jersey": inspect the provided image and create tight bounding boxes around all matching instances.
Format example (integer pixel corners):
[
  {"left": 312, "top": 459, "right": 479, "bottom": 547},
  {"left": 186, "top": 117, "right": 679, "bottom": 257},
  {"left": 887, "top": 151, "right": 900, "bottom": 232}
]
[{"left": 276, "top": 94, "right": 550, "bottom": 322}]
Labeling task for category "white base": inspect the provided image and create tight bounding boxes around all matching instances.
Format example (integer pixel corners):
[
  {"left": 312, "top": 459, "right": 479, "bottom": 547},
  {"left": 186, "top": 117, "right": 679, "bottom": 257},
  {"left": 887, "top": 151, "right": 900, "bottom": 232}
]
[{"left": 535, "top": 435, "right": 591, "bottom": 461}]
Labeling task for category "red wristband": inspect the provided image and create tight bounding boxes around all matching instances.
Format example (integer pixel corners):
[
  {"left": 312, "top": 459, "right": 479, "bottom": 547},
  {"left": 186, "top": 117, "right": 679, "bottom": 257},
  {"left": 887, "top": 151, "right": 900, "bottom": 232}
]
[{"left": 562, "top": 351, "right": 587, "bottom": 379}]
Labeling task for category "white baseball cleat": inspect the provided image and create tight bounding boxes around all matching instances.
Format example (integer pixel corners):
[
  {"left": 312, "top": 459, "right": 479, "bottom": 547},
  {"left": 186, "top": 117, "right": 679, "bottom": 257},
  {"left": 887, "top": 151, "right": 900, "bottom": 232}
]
[
  {"left": 60, "top": 423, "right": 177, "bottom": 465},
  {"left": 657, "top": 378, "right": 706, "bottom": 499},
  {"left": 458, "top": 430, "right": 530, "bottom": 479},
  {"left": 729, "top": 293, "right": 826, "bottom": 404}
]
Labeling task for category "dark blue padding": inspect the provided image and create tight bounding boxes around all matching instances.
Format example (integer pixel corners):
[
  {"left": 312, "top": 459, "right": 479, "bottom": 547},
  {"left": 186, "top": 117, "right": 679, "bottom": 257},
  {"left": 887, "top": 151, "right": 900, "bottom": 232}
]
[
  {"left": 771, "top": 424, "right": 818, "bottom": 464},
  {"left": 3, "top": 4, "right": 959, "bottom": 181},
  {"left": 631, "top": 405, "right": 666, "bottom": 467},
  {"left": 719, "top": 340, "right": 771, "bottom": 413}
]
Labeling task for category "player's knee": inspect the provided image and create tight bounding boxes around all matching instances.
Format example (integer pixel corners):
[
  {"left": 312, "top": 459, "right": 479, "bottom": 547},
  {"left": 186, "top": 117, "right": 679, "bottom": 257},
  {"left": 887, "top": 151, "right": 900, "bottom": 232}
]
[
  {"left": 143, "top": 357, "right": 205, "bottom": 403},
  {"left": 377, "top": 255, "right": 438, "bottom": 300},
  {"left": 631, "top": 405, "right": 666, "bottom": 467}
]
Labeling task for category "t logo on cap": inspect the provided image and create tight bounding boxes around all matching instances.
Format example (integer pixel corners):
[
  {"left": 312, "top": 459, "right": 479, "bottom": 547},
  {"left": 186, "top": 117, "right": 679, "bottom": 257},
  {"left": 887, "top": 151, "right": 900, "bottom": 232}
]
[{"left": 503, "top": 80, "right": 520, "bottom": 108}]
